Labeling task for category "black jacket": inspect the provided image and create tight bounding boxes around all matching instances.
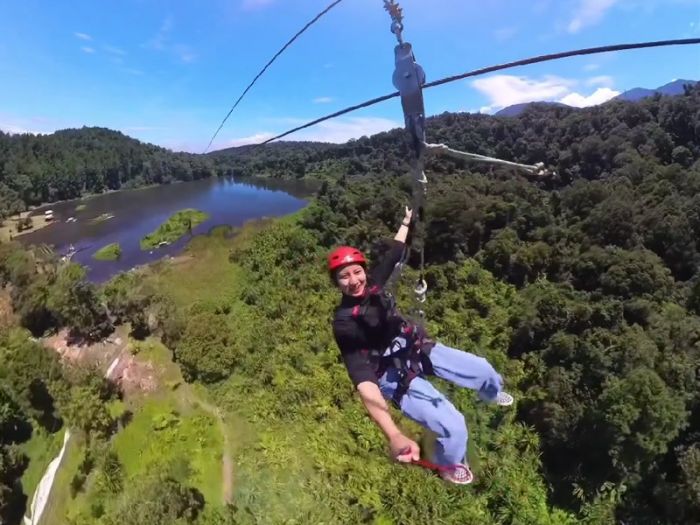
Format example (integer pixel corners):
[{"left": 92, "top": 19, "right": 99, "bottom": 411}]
[{"left": 332, "top": 240, "right": 407, "bottom": 387}]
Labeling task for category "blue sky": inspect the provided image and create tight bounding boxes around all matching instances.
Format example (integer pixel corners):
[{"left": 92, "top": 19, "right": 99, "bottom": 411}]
[{"left": 1, "top": 0, "right": 698, "bottom": 152}]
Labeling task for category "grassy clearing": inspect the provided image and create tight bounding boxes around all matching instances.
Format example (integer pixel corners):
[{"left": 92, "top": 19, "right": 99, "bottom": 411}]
[
  {"left": 49, "top": 339, "right": 226, "bottom": 523},
  {"left": 112, "top": 395, "right": 223, "bottom": 504},
  {"left": 19, "top": 427, "right": 65, "bottom": 503},
  {"left": 115, "top": 339, "right": 222, "bottom": 504},
  {"left": 92, "top": 242, "right": 121, "bottom": 261},
  {"left": 144, "top": 224, "right": 249, "bottom": 308},
  {"left": 140, "top": 209, "right": 209, "bottom": 250}
]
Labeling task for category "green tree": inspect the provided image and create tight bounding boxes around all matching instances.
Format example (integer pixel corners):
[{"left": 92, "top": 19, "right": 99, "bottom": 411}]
[
  {"left": 104, "top": 475, "right": 204, "bottom": 525},
  {"left": 47, "top": 263, "right": 111, "bottom": 340},
  {"left": 59, "top": 383, "right": 114, "bottom": 438},
  {"left": 175, "top": 311, "right": 238, "bottom": 383}
]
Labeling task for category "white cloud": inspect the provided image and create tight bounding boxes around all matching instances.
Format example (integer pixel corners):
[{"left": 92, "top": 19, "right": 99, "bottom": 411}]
[
  {"left": 583, "top": 63, "right": 600, "bottom": 71},
  {"left": 0, "top": 123, "right": 36, "bottom": 135},
  {"left": 472, "top": 74, "right": 619, "bottom": 112},
  {"left": 145, "top": 18, "right": 195, "bottom": 63},
  {"left": 228, "top": 132, "right": 276, "bottom": 147},
  {"left": 312, "top": 97, "right": 334, "bottom": 104},
  {"left": 293, "top": 117, "right": 400, "bottom": 143},
  {"left": 74, "top": 32, "right": 92, "bottom": 41},
  {"left": 472, "top": 75, "right": 574, "bottom": 111},
  {"left": 0, "top": 116, "right": 55, "bottom": 135},
  {"left": 586, "top": 75, "right": 614, "bottom": 87},
  {"left": 690, "top": 19, "right": 700, "bottom": 35},
  {"left": 81, "top": 46, "right": 96, "bottom": 54},
  {"left": 226, "top": 117, "right": 400, "bottom": 148},
  {"left": 559, "top": 87, "right": 620, "bottom": 107},
  {"left": 174, "top": 44, "right": 196, "bottom": 63},
  {"left": 568, "top": 0, "right": 619, "bottom": 33},
  {"left": 147, "top": 16, "right": 173, "bottom": 51}
]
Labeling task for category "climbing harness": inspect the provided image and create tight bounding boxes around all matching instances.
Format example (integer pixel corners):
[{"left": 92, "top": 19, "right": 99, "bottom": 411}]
[{"left": 334, "top": 284, "right": 435, "bottom": 408}]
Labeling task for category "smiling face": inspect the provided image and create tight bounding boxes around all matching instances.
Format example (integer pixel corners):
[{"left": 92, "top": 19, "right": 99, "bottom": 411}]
[{"left": 335, "top": 263, "right": 367, "bottom": 297}]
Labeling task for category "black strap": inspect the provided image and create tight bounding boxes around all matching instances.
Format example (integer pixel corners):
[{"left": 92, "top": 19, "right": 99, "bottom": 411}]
[{"left": 389, "top": 346, "right": 435, "bottom": 408}]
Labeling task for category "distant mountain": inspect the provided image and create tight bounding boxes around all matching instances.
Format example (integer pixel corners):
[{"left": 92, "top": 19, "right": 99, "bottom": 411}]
[
  {"left": 493, "top": 79, "right": 698, "bottom": 117},
  {"left": 614, "top": 79, "right": 698, "bottom": 101}
]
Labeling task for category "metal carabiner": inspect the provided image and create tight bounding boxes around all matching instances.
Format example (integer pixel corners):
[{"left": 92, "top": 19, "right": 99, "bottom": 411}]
[{"left": 414, "top": 278, "right": 427, "bottom": 303}]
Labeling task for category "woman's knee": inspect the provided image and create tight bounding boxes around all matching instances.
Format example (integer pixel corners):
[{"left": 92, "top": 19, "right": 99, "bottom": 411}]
[{"left": 439, "top": 409, "right": 467, "bottom": 441}]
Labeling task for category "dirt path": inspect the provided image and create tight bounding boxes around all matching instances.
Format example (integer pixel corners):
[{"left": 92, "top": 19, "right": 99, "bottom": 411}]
[
  {"left": 23, "top": 430, "right": 71, "bottom": 525},
  {"left": 193, "top": 397, "right": 234, "bottom": 504}
]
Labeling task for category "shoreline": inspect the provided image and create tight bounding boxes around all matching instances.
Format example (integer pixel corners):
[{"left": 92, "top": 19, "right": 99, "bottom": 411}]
[
  {"left": 0, "top": 181, "right": 200, "bottom": 243},
  {"left": 0, "top": 211, "right": 54, "bottom": 242},
  {"left": 1, "top": 175, "right": 318, "bottom": 244}
]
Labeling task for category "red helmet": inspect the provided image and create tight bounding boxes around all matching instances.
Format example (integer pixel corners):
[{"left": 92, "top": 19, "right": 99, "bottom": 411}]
[{"left": 328, "top": 246, "right": 366, "bottom": 272}]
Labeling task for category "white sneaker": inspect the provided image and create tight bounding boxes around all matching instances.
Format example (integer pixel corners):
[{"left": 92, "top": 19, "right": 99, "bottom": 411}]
[
  {"left": 496, "top": 391, "right": 514, "bottom": 406},
  {"left": 440, "top": 463, "right": 474, "bottom": 485}
]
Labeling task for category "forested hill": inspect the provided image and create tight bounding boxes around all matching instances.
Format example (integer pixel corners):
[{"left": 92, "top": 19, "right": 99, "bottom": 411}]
[
  {"left": 0, "top": 127, "right": 216, "bottom": 215},
  {"left": 213, "top": 84, "right": 699, "bottom": 188},
  {"left": 2, "top": 85, "right": 698, "bottom": 217}
]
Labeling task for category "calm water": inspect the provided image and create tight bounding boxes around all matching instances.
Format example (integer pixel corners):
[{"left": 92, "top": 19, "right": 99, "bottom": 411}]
[{"left": 18, "top": 176, "right": 313, "bottom": 282}]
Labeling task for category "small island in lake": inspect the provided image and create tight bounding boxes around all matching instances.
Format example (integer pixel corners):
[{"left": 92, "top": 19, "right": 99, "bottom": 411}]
[
  {"left": 93, "top": 242, "right": 122, "bottom": 261},
  {"left": 140, "top": 209, "right": 209, "bottom": 250}
]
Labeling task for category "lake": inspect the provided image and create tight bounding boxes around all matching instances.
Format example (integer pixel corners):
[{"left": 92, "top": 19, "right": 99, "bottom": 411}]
[{"left": 18, "top": 176, "right": 314, "bottom": 282}]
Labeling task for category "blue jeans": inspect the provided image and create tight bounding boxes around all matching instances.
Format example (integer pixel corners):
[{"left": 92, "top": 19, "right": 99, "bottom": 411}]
[{"left": 378, "top": 342, "right": 504, "bottom": 466}]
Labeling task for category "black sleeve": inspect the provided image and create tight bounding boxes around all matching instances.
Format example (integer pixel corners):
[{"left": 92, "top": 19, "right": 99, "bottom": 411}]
[
  {"left": 332, "top": 319, "right": 378, "bottom": 387},
  {"left": 369, "top": 239, "right": 406, "bottom": 287}
]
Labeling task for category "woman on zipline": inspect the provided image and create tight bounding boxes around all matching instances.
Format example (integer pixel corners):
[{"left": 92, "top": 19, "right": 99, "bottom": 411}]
[{"left": 329, "top": 206, "right": 513, "bottom": 485}]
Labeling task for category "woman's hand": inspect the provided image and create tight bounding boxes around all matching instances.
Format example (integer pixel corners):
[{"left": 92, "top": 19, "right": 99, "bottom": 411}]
[
  {"left": 403, "top": 206, "right": 413, "bottom": 226},
  {"left": 389, "top": 432, "right": 420, "bottom": 463}
]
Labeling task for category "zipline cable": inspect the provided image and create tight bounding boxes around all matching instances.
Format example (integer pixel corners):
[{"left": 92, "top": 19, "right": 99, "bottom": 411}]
[
  {"left": 203, "top": 0, "right": 345, "bottom": 153},
  {"left": 255, "top": 38, "right": 700, "bottom": 146}
]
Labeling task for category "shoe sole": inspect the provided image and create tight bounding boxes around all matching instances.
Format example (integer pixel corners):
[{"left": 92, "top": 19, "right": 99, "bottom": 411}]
[{"left": 441, "top": 466, "right": 474, "bottom": 484}]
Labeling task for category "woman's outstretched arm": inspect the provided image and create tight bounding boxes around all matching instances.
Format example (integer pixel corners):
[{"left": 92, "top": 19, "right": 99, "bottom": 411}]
[{"left": 394, "top": 206, "right": 413, "bottom": 244}]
